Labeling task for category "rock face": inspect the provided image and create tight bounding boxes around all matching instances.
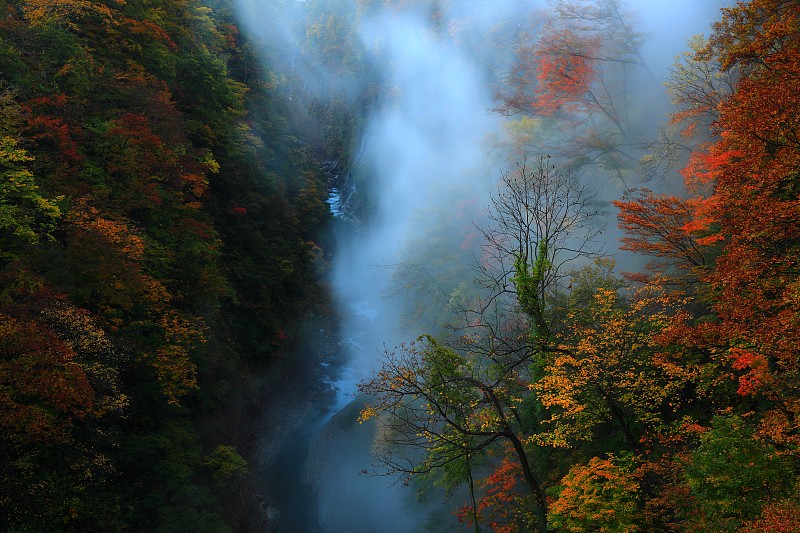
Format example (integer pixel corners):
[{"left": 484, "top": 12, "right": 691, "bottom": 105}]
[
  {"left": 264, "top": 502, "right": 280, "bottom": 533},
  {"left": 253, "top": 313, "right": 343, "bottom": 533}
]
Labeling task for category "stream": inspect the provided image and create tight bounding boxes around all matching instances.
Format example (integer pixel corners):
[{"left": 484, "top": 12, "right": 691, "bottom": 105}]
[
  {"left": 244, "top": 0, "right": 732, "bottom": 530},
  {"left": 256, "top": 181, "right": 444, "bottom": 532},
  {"left": 256, "top": 297, "right": 437, "bottom": 533}
]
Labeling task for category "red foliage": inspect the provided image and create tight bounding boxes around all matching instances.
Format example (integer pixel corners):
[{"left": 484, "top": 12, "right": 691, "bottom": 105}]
[
  {"left": 108, "top": 113, "right": 163, "bottom": 149},
  {"left": 620, "top": 0, "right": 800, "bottom": 411},
  {"left": 532, "top": 29, "right": 596, "bottom": 116},
  {"left": 614, "top": 188, "right": 709, "bottom": 274},
  {"left": 692, "top": 0, "right": 800, "bottom": 386},
  {"left": 728, "top": 348, "right": 771, "bottom": 396},
  {"left": 22, "top": 97, "right": 85, "bottom": 184},
  {"left": 0, "top": 314, "right": 95, "bottom": 444},
  {"left": 469, "top": 458, "right": 528, "bottom": 533}
]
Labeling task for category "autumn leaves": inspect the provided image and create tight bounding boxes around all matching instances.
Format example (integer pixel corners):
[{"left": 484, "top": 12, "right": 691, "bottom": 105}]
[{"left": 358, "top": 0, "right": 800, "bottom": 531}]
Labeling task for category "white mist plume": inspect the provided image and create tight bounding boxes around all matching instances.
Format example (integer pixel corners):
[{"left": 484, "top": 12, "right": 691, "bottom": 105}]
[{"left": 233, "top": 1, "right": 731, "bottom": 531}]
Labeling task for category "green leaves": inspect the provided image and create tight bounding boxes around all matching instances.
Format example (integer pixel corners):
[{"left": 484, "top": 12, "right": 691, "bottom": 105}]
[
  {"left": 0, "top": 137, "right": 61, "bottom": 255},
  {"left": 511, "top": 238, "right": 551, "bottom": 341},
  {"left": 548, "top": 455, "right": 639, "bottom": 533},
  {"left": 683, "top": 415, "right": 791, "bottom": 531},
  {"left": 204, "top": 445, "right": 248, "bottom": 483}
]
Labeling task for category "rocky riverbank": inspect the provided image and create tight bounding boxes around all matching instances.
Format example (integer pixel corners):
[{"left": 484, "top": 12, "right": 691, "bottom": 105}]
[{"left": 253, "top": 310, "right": 347, "bottom": 532}]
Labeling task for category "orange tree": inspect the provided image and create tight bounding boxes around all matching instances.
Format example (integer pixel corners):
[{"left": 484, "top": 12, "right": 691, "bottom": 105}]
[{"left": 614, "top": 0, "right": 800, "bottom": 528}]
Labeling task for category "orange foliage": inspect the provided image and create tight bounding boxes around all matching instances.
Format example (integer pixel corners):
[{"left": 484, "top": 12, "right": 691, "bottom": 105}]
[
  {"left": 688, "top": 0, "right": 800, "bottom": 396},
  {"left": 739, "top": 501, "right": 800, "bottom": 533},
  {"left": 458, "top": 457, "right": 532, "bottom": 533},
  {"left": 68, "top": 202, "right": 146, "bottom": 262},
  {"left": 548, "top": 456, "right": 638, "bottom": 533},
  {"left": 120, "top": 17, "right": 176, "bottom": 48},
  {"left": 66, "top": 201, "right": 201, "bottom": 403},
  {"left": 478, "top": 459, "right": 524, "bottom": 533},
  {"left": 23, "top": 0, "right": 125, "bottom": 30}
]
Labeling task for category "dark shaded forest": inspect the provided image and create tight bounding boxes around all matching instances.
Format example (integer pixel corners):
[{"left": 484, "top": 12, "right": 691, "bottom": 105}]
[
  {"left": 1, "top": 0, "right": 799, "bottom": 532},
  {"left": 0, "top": 0, "right": 343, "bottom": 530}
]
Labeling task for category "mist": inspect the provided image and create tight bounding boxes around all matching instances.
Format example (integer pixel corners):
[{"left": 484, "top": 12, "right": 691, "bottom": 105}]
[{"left": 233, "top": 1, "right": 732, "bottom": 531}]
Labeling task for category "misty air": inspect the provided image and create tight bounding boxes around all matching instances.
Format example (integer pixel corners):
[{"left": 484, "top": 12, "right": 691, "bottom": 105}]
[{"left": 1, "top": 0, "right": 798, "bottom": 532}]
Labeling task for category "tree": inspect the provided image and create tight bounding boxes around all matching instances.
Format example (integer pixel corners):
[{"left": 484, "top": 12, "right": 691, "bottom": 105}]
[
  {"left": 0, "top": 0, "right": 333, "bottom": 528},
  {"left": 548, "top": 455, "right": 639, "bottom": 533},
  {"left": 0, "top": 273, "right": 130, "bottom": 530},
  {"left": 497, "top": 0, "right": 657, "bottom": 188},
  {"left": 639, "top": 35, "right": 735, "bottom": 183},
  {"left": 461, "top": 455, "right": 539, "bottom": 533},
  {"left": 620, "top": 22, "right": 800, "bottom": 508},
  {"left": 681, "top": 0, "right": 800, "bottom": 427},
  {"left": 465, "top": 155, "right": 603, "bottom": 348},
  {"left": 0, "top": 136, "right": 61, "bottom": 262},
  {"left": 682, "top": 415, "right": 791, "bottom": 532},
  {"left": 62, "top": 200, "right": 203, "bottom": 405},
  {"left": 739, "top": 500, "right": 800, "bottom": 533},
  {"left": 613, "top": 188, "right": 711, "bottom": 280},
  {"left": 359, "top": 335, "right": 550, "bottom": 531},
  {"left": 617, "top": 5, "right": 800, "bottom": 484},
  {"left": 535, "top": 282, "right": 681, "bottom": 449},
  {"left": 22, "top": 94, "right": 85, "bottom": 185},
  {"left": 22, "top": 0, "right": 121, "bottom": 31},
  {"left": 360, "top": 156, "right": 604, "bottom": 532}
]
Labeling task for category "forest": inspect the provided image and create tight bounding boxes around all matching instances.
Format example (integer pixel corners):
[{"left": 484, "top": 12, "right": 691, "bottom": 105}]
[
  {"left": 1, "top": 0, "right": 798, "bottom": 532},
  {"left": 0, "top": 0, "right": 334, "bottom": 529}
]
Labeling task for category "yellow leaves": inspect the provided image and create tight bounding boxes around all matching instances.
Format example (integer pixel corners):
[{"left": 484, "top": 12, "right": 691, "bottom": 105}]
[
  {"left": 23, "top": 0, "right": 124, "bottom": 30},
  {"left": 160, "top": 311, "right": 206, "bottom": 346},
  {"left": 143, "top": 311, "right": 206, "bottom": 405},
  {"left": 504, "top": 116, "right": 545, "bottom": 151},
  {"left": 535, "top": 283, "right": 683, "bottom": 447},
  {"left": 200, "top": 151, "right": 220, "bottom": 174},
  {"left": 591, "top": 287, "right": 617, "bottom": 307},
  {"left": 470, "top": 406, "right": 502, "bottom": 433},
  {"left": 357, "top": 405, "right": 377, "bottom": 424},
  {"left": 0, "top": 136, "right": 33, "bottom": 166},
  {"left": 0, "top": 136, "right": 62, "bottom": 245},
  {"left": 148, "top": 343, "right": 197, "bottom": 406},
  {"left": 548, "top": 455, "right": 639, "bottom": 533}
]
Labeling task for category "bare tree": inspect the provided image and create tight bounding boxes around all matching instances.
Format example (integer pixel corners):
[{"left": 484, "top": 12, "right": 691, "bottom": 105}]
[
  {"left": 469, "top": 155, "right": 604, "bottom": 346},
  {"left": 359, "top": 156, "right": 603, "bottom": 532}
]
